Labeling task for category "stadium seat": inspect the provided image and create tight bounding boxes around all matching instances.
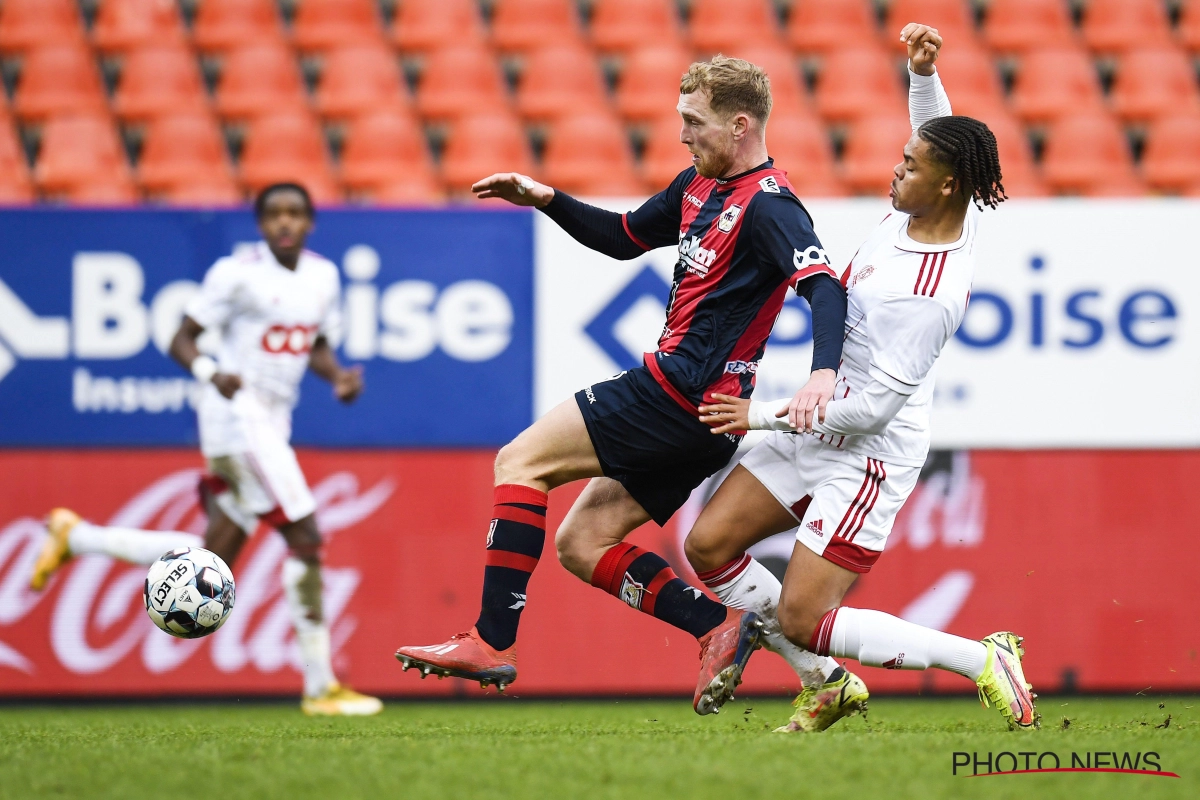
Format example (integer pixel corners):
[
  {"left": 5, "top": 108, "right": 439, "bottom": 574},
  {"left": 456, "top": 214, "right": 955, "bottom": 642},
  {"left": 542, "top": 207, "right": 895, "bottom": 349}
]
[
  {"left": 13, "top": 45, "right": 109, "bottom": 122},
  {"left": 1181, "top": 0, "right": 1200, "bottom": 54},
  {"left": 973, "top": 111, "right": 1047, "bottom": 197},
  {"left": 1040, "top": 112, "right": 1139, "bottom": 195},
  {"left": 765, "top": 113, "right": 845, "bottom": 196},
  {"left": 490, "top": 0, "right": 584, "bottom": 53},
  {"left": 391, "top": 0, "right": 487, "bottom": 54},
  {"left": 640, "top": 114, "right": 691, "bottom": 189},
  {"left": 689, "top": 0, "right": 782, "bottom": 55},
  {"left": 1008, "top": 47, "right": 1105, "bottom": 123},
  {"left": 158, "top": 178, "right": 243, "bottom": 206},
  {"left": 589, "top": 0, "right": 683, "bottom": 55},
  {"left": 63, "top": 180, "right": 141, "bottom": 205},
  {"left": 136, "top": 113, "right": 235, "bottom": 192},
  {"left": 113, "top": 46, "right": 210, "bottom": 123},
  {"left": 439, "top": 113, "right": 535, "bottom": 191},
  {"left": 291, "top": 0, "right": 386, "bottom": 53},
  {"left": 786, "top": 0, "right": 879, "bottom": 57},
  {"left": 34, "top": 114, "right": 136, "bottom": 198},
  {"left": 214, "top": 45, "right": 310, "bottom": 120},
  {"left": 0, "top": 0, "right": 85, "bottom": 54},
  {"left": 930, "top": 45, "right": 1006, "bottom": 114},
  {"left": 339, "top": 110, "right": 437, "bottom": 194},
  {"left": 882, "top": 0, "right": 978, "bottom": 51},
  {"left": 541, "top": 112, "right": 642, "bottom": 195},
  {"left": 91, "top": 0, "right": 187, "bottom": 54},
  {"left": 839, "top": 113, "right": 913, "bottom": 195},
  {"left": 192, "top": 0, "right": 287, "bottom": 54},
  {"left": 1081, "top": 0, "right": 1173, "bottom": 54},
  {"left": 0, "top": 116, "right": 34, "bottom": 203},
  {"left": 982, "top": 0, "right": 1077, "bottom": 53},
  {"left": 415, "top": 45, "right": 511, "bottom": 120},
  {"left": 315, "top": 46, "right": 409, "bottom": 121},
  {"left": 720, "top": 45, "right": 808, "bottom": 117},
  {"left": 238, "top": 113, "right": 342, "bottom": 203},
  {"left": 516, "top": 45, "right": 614, "bottom": 122},
  {"left": 813, "top": 45, "right": 905, "bottom": 122},
  {"left": 1110, "top": 48, "right": 1200, "bottom": 123},
  {"left": 1141, "top": 114, "right": 1200, "bottom": 193},
  {"left": 615, "top": 46, "right": 692, "bottom": 122}
]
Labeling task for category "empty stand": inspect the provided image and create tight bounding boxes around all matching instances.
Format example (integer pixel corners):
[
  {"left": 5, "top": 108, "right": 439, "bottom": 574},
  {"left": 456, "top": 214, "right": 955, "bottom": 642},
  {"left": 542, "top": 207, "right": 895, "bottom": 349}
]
[
  {"left": 158, "top": 178, "right": 243, "bottom": 206},
  {"left": 113, "top": 46, "right": 210, "bottom": 122},
  {"left": 689, "top": 0, "right": 781, "bottom": 55},
  {"left": 137, "top": 113, "right": 235, "bottom": 192},
  {"left": 13, "top": 45, "right": 109, "bottom": 121},
  {"left": 192, "top": 0, "right": 287, "bottom": 53},
  {"left": 639, "top": 115, "right": 691, "bottom": 189},
  {"left": 516, "top": 45, "right": 610, "bottom": 122},
  {"left": 0, "top": 115, "right": 34, "bottom": 202},
  {"left": 590, "top": 0, "right": 682, "bottom": 55},
  {"left": 35, "top": 114, "right": 136, "bottom": 199},
  {"left": 787, "top": 0, "right": 879, "bottom": 56},
  {"left": 416, "top": 45, "right": 511, "bottom": 120},
  {"left": 315, "top": 46, "right": 409, "bottom": 120},
  {"left": 813, "top": 45, "right": 905, "bottom": 122},
  {"left": 92, "top": 0, "right": 187, "bottom": 54},
  {"left": 765, "top": 113, "right": 845, "bottom": 196},
  {"left": 721, "top": 45, "right": 808, "bottom": 117},
  {"left": 1040, "top": 113, "right": 1140, "bottom": 195},
  {"left": 1081, "top": 0, "right": 1172, "bottom": 54},
  {"left": 931, "top": 45, "right": 1006, "bottom": 114},
  {"left": 541, "top": 112, "right": 641, "bottom": 194},
  {"left": 883, "top": 0, "right": 978, "bottom": 50},
  {"left": 238, "top": 112, "right": 342, "bottom": 202},
  {"left": 615, "top": 46, "right": 692, "bottom": 122},
  {"left": 490, "top": 0, "right": 584, "bottom": 53},
  {"left": 214, "top": 45, "right": 309, "bottom": 120},
  {"left": 440, "top": 113, "right": 535, "bottom": 191},
  {"left": 291, "top": 0, "right": 386, "bottom": 53},
  {"left": 0, "top": 0, "right": 85, "bottom": 53},
  {"left": 340, "top": 110, "right": 438, "bottom": 194},
  {"left": 982, "top": 0, "right": 1076, "bottom": 53},
  {"left": 975, "top": 111, "right": 1047, "bottom": 197},
  {"left": 1110, "top": 48, "right": 1200, "bottom": 123},
  {"left": 1181, "top": 0, "right": 1200, "bottom": 54},
  {"left": 392, "top": 0, "right": 487, "bottom": 54},
  {"left": 1141, "top": 114, "right": 1200, "bottom": 193},
  {"left": 840, "top": 113, "right": 913, "bottom": 195},
  {"left": 1009, "top": 47, "right": 1105, "bottom": 123}
]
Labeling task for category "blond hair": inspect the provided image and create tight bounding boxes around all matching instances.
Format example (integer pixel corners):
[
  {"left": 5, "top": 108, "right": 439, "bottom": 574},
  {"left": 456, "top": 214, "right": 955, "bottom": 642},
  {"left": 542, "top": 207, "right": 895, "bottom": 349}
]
[{"left": 679, "top": 55, "right": 772, "bottom": 123}]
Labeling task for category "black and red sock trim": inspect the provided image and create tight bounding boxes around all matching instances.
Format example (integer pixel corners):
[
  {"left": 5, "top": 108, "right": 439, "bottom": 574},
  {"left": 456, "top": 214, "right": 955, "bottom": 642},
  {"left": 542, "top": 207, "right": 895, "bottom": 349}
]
[
  {"left": 474, "top": 484, "right": 548, "bottom": 651},
  {"left": 591, "top": 542, "right": 727, "bottom": 639}
]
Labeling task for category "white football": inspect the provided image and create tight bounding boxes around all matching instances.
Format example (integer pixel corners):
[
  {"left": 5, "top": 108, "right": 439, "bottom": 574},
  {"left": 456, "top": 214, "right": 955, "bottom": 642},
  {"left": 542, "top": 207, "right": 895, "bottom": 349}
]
[{"left": 143, "top": 547, "right": 236, "bottom": 639}]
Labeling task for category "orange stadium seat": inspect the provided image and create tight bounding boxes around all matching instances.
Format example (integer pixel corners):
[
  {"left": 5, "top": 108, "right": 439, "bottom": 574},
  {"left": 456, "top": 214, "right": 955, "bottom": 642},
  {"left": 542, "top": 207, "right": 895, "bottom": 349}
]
[
  {"left": 440, "top": 113, "right": 535, "bottom": 191},
  {"left": 35, "top": 114, "right": 137, "bottom": 199},
  {"left": 192, "top": 0, "right": 287, "bottom": 54},
  {"left": 516, "top": 45, "right": 612, "bottom": 122},
  {"left": 787, "top": 0, "right": 879, "bottom": 56},
  {"left": 392, "top": 0, "right": 487, "bottom": 54},
  {"left": 1181, "top": 0, "right": 1200, "bottom": 54},
  {"left": 13, "top": 45, "right": 109, "bottom": 122},
  {"left": 813, "top": 45, "right": 905, "bottom": 122},
  {"left": 640, "top": 114, "right": 692, "bottom": 189},
  {"left": 0, "top": 115, "right": 34, "bottom": 202},
  {"left": 1081, "top": 0, "right": 1172, "bottom": 54},
  {"left": 766, "top": 113, "right": 845, "bottom": 196},
  {"left": 977, "top": 111, "right": 1047, "bottom": 197},
  {"left": 982, "top": 0, "right": 1077, "bottom": 53},
  {"left": 315, "top": 46, "right": 409, "bottom": 121},
  {"left": 931, "top": 45, "right": 1005, "bottom": 114},
  {"left": 689, "top": 0, "right": 782, "bottom": 55},
  {"left": 113, "top": 46, "right": 210, "bottom": 123},
  {"left": 1040, "top": 112, "right": 1140, "bottom": 195},
  {"left": 1009, "top": 47, "right": 1105, "bottom": 123},
  {"left": 882, "top": 0, "right": 978, "bottom": 51},
  {"left": 340, "top": 111, "right": 440, "bottom": 200},
  {"left": 158, "top": 179, "right": 243, "bottom": 206},
  {"left": 840, "top": 112, "right": 912, "bottom": 195},
  {"left": 292, "top": 0, "right": 386, "bottom": 53},
  {"left": 1110, "top": 48, "right": 1200, "bottom": 123},
  {"left": 541, "top": 112, "right": 642, "bottom": 195},
  {"left": 1141, "top": 113, "right": 1200, "bottom": 193},
  {"left": 136, "top": 113, "right": 235, "bottom": 192},
  {"left": 615, "top": 46, "right": 692, "bottom": 122},
  {"left": 238, "top": 113, "right": 342, "bottom": 203},
  {"left": 490, "top": 0, "right": 584, "bottom": 53},
  {"left": 0, "top": 0, "right": 85, "bottom": 54},
  {"left": 589, "top": 0, "right": 683, "bottom": 55},
  {"left": 92, "top": 0, "right": 187, "bottom": 54},
  {"left": 214, "top": 45, "right": 309, "bottom": 120},
  {"left": 720, "top": 45, "right": 808, "bottom": 117},
  {"left": 416, "top": 45, "right": 510, "bottom": 120}
]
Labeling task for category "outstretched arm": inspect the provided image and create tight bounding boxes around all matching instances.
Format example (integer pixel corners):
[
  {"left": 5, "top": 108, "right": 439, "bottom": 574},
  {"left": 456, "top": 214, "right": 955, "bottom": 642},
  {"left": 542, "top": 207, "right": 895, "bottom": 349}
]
[{"left": 901, "top": 23, "right": 952, "bottom": 131}]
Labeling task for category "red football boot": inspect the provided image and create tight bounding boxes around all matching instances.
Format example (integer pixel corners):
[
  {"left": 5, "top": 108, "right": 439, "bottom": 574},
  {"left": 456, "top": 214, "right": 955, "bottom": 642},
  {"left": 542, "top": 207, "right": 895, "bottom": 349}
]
[
  {"left": 693, "top": 610, "right": 764, "bottom": 715},
  {"left": 394, "top": 628, "right": 518, "bottom": 691}
]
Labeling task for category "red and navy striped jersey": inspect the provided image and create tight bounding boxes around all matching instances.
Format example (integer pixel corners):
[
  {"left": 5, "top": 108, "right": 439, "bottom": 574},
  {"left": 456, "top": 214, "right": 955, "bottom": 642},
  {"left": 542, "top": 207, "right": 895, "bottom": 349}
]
[{"left": 622, "top": 161, "right": 837, "bottom": 410}]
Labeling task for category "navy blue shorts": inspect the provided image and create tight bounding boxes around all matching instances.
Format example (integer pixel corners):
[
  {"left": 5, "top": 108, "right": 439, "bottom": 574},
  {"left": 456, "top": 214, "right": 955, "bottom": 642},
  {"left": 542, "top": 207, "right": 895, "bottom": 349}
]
[{"left": 575, "top": 366, "right": 741, "bottom": 526}]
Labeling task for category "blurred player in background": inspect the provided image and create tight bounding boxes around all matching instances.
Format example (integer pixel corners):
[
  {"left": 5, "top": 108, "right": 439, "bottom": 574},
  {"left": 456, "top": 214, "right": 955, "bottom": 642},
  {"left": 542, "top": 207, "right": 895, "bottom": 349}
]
[
  {"left": 396, "top": 56, "right": 848, "bottom": 715},
  {"left": 30, "top": 183, "right": 382, "bottom": 717},
  {"left": 688, "top": 25, "right": 1040, "bottom": 732}
]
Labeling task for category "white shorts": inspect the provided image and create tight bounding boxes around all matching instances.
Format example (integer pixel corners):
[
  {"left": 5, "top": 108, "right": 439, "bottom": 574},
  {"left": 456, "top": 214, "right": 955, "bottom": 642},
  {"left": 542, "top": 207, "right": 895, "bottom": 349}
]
[{"left": 740, "top": 433, "right": 920, "bottom": 573}]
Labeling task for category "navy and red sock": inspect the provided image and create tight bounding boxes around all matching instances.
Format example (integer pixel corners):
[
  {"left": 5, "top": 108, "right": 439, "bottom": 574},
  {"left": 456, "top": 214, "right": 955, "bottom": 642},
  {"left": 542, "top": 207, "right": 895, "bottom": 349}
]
[
  {"left": 474, "top": 484, "right": 547, "bottom": 651},
  {"left": 591, "top": 542, "right": 727, "bottom": 639}
]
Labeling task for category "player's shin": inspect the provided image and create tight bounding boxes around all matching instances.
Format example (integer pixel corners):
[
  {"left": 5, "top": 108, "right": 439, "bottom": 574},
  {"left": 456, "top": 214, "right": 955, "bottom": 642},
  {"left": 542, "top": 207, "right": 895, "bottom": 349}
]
[
  {"left": 591, "top": 542, "right": 727, "bottom": 637},
  {"left": 815, "top": 607, "right": 987, "bottom": 680},
  {"left": 69, "top": 521, "right": 202, "bottom": 565},
  {"left": 698, "top": 554, "right": 840, "bottom": 687},
  {"left": 474, "top": 484, "right": 548, "bottom": 651},
  {"left": 282, "top": 556, "right": 337, "bottom": 698}
]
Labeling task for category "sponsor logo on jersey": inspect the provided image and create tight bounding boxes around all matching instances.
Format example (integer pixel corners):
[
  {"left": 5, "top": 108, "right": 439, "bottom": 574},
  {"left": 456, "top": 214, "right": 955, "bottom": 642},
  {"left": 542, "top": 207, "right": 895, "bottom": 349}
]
[
  {"left": 794, "top": 246, "right": 832, "bottom": 271},
  {"left": 260, "top": 324, "right": 319, "bottom": 355},
  {"left": 619, "top": 573, "right": 646, "bottom": 610},
  {"left": 717, "top": 204, "right": 743, "bottom": 233},
  {"left": 758, "top": 176, "right": 780, "bottom": 193},
  {"left": 679, "top": 234, "right": 718, "bottom": 277},
  {"left": 806, "top": 519, "right": 824, "bottom": 538},
  {"left": 724, "top": 360, "right": 759, "bottom": 375},
  {"left": 683, "top": 192, "right": 705, "bottom": 209}
]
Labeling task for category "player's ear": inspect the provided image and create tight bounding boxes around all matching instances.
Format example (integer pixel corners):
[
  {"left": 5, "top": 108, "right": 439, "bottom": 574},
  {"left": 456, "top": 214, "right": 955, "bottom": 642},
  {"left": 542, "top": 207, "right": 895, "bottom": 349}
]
[
  {"left": 730, "top": 111, "right": 750, "bottom": 140},
  {"left": 940, "top": 173, "right": 958, "bottom": 198}
]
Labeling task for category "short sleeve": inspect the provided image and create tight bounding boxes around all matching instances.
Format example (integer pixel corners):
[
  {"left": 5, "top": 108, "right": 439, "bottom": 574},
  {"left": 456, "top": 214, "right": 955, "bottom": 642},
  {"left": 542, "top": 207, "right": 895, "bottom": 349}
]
[
  {"left": 750, "top": 193, "right": 836, "bottom": 290},
  {"left": 622, "top": 168, "right": 692, "bottom": 250},
  {"left": 185, "top": 258, "right": 240, "bottom": 330},
  {"left": 318, "top": 269, "right": 343, "bottom": 347},
  {"left": 867, "top": 296, "right": 956, "bottom": 394}
]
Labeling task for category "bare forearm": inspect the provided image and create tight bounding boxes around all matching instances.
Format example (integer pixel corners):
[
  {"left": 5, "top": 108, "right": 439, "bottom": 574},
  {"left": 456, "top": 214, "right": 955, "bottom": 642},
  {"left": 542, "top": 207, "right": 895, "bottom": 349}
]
[
  {"left": 168, "top": 316, "right": 204, "bottom": 371},
  {"left": 308, "top": 337, "right": 341, "bottom": 382}
]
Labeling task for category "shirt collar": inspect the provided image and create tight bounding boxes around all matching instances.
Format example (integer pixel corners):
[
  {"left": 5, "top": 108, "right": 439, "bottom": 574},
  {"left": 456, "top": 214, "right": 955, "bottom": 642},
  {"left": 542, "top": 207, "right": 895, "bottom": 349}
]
[
  {"left": 894, "top": 208, "right": 973, "bottom": 254},
  {"left": 716, "top": 159, "right": 775, "bottom": 186}
]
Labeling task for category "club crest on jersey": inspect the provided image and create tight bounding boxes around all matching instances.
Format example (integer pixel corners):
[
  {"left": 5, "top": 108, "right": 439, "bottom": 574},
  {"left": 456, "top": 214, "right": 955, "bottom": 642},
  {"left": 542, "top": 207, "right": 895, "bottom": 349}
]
[
  {"left": 679, "top": 234, "right": 717, "bottom": 277},
  {"left": 619, "top": 573, "right": 646, "bottom": 610},
  {"left": 849, "top": 265, "right": 876, "bottom": 288},
  {"left": 717, "top": 203, "right": 743, "bottom": 233},
  {"left": 758, "top": 175, "right": 780, "bottom": 193}
]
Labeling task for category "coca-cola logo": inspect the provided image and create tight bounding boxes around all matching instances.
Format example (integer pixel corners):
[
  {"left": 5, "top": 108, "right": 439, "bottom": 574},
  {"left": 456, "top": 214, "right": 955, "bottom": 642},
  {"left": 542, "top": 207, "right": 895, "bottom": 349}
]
[
  {"left": 260, "top": 324, "right": 319, "bottom": 355},
  {"left": 0, "top": 467, "right": 394, "bottom": 679}
]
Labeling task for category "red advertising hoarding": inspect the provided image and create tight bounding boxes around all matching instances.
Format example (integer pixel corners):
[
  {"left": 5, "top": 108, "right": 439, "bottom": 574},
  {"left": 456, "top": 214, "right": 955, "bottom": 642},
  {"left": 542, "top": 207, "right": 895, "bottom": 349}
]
[{"left": 1, "top": 449, "right": 1197, "bottom": 697}]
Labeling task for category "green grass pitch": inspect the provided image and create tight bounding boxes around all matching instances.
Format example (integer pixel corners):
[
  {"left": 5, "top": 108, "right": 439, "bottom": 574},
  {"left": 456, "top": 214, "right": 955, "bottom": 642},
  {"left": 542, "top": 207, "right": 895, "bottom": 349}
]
[{"left": 0, "top": 696, "right": 1194, "bottom": 799}]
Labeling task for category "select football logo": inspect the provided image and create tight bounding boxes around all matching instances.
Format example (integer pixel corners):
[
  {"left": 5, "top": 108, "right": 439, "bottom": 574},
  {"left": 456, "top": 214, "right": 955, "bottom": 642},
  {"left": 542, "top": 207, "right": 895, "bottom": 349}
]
[{"left": 952, "top": 751, "right": 1178, "bottom": 778}]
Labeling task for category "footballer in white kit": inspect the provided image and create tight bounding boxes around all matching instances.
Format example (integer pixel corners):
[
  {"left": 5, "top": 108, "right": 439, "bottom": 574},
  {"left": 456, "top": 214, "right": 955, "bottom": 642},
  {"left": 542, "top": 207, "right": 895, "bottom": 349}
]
[
  {"left": 686, "top": 24, "right": 1039, "bottom": 733},
  {"left": 31, "top": 184, "right": 382, "bottom": 716}
]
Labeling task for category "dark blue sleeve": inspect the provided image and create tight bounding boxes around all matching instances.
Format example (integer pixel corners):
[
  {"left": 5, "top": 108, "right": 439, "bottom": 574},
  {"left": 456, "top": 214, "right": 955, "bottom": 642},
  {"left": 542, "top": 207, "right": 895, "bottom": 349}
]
[
  {"left": 622, "top": 168, "right": 693, "bottom": 250},
  {"left": 538, "top": 191, "right": 645, "bottom": 261},
  {"left": 796, "top": 275, "right": 846, "bottom": 373}
]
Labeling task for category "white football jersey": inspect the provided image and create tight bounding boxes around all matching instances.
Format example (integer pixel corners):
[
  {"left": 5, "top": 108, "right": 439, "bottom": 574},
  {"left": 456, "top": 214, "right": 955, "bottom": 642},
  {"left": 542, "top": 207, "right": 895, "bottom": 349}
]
[
  {"left": 185, "top": 242, "right": 342, "bottom": 455},
  {"left": 814, "top": 206, "right": 979, "bottom": 467}
]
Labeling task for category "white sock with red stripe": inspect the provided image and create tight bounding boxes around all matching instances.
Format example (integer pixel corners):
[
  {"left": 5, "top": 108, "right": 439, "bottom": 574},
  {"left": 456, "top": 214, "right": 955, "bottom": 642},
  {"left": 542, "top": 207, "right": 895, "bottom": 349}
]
[
  {"left": 812, "top": 607, "right": 987, "bottom": 681},
  {"left": 696, "top": 554, "right": 840, "bottom": 688},
  {"left": 282, "top": 556, "right": 338, "bottom": 698},
  {"left": 68, "top": 521, "right": 201, "bottom": 565}
]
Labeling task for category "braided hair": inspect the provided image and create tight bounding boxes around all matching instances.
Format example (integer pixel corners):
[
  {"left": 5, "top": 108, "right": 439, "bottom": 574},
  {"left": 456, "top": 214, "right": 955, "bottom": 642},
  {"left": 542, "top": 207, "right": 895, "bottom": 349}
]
[{"left": 916, "top": 116, "right": 1006, "bottom": 210}]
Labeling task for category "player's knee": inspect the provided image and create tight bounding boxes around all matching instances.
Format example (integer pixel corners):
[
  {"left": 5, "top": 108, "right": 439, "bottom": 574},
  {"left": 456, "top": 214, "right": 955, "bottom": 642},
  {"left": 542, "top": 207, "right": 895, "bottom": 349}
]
[
  {"left": 494, "top": 441, "right": 536, "bottom": 486},
  {"left": 281, "top": 517, "right": 322, "bottom": 563},
  {"left": 554, "top": 526, "right": 596, "bottom": 582},
  {"left": 682, "top": 528, "right": 728, "bottom": 574},
  {"left": 777, "top": 597, "right": 820, "bottom": 649}
]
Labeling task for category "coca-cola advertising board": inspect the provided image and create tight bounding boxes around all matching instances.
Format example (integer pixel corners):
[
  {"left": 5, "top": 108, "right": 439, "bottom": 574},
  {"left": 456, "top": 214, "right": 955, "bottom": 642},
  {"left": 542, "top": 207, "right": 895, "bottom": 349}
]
[{"left": 0, "top": 449, "right": 1196, "bottom": 697}]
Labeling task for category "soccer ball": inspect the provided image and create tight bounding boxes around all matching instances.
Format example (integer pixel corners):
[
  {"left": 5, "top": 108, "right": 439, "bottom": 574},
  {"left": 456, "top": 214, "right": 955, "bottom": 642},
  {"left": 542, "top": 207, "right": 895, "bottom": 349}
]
[{"left": 144, "top": 547, "right": 236, "bottom": 639}]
